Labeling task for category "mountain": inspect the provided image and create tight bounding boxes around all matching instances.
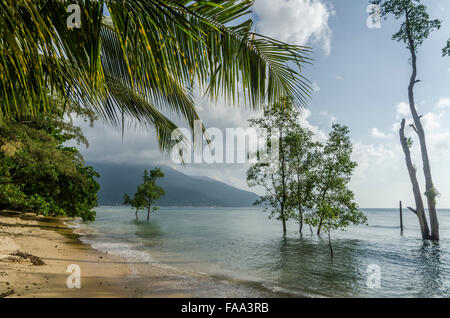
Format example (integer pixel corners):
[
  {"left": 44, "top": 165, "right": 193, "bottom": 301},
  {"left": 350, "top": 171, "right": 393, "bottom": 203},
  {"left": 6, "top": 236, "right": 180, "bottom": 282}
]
[{"left": 89, "top": 162, "right": 259, "bottom": 207}]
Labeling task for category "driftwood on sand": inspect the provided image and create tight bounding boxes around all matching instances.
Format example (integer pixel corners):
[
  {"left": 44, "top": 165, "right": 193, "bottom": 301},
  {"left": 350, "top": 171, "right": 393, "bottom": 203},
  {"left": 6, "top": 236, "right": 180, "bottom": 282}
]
[
  {"left": 10, "top": 251, "right": 45, "bottom": 266},
  {"left": 0, "top": 289, "right": 14, "bottom": 298}
]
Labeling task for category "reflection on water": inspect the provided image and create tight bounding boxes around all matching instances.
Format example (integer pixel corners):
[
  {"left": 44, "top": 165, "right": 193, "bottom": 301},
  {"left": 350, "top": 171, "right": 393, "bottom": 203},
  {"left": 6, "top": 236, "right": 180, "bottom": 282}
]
[
  {"left": 73, "top": 207, "right": 450, "bottom": 297},
  {"left": 415, "top": 242, "right": 448, "bottom": 297},
  {"left": 262, "top": 236, "right": 363, "bottom": 296}
]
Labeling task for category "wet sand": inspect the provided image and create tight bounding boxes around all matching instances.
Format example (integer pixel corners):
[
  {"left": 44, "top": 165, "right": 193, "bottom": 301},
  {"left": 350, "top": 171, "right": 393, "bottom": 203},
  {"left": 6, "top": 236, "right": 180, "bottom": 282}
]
[{"left": 0, "top": 210, "right": 193, "bottom": 298}]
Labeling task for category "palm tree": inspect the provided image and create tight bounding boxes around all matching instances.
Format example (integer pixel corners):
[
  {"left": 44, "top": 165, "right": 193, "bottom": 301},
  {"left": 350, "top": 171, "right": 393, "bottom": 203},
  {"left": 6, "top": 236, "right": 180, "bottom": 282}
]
[{"left": 0, "top": 0, "right": 312, "bottom": 150}]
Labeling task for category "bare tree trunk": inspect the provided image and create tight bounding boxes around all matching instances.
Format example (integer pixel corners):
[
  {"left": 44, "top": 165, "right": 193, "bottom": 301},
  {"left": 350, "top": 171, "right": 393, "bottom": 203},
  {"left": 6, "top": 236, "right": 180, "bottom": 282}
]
[
  {"left": 147, "top": 207, "right": 150, "bottom": 222},
  {"left": 399, "top": 200, "right": 403, "bottom": 233},
  {"left": 328, "top": 230, "right": 333, "bottom": 258},
  {"left": 399, "top": 119, "right": 431, "bottom": 239},
  {"left": 298, "top": 206, "right": 303, "bottom": 234},
  {"left": 135, "top": 209, "right": 138, "bottom": 221},
  {"left": 280, "top": 204, "right": 287, "bottom": 235},
  {"left": 317, "top": 219, "right": 322, "bottom": 235},
  {"left": 317, "top": 156, "right": 336, "bottom": 236},
  {"left": 279, "top": 130, "right": 287, "bottom": 236},
  {"left": 296, "top": 171, "right": 304, "bottom": 234},
  {"left": 406, "top": 11, "right": 439, "bottom": 240}
]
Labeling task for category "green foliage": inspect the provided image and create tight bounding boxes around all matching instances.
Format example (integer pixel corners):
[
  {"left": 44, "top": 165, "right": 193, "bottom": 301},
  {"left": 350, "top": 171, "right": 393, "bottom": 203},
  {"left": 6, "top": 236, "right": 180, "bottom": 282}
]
[
  {"left": 311, "top": 124, "right": 367, "bottom": 235},
  {"left": 247, "top": 99, "right": 366, "bottom": 242},
  {"left": 424, "top": 187, "right": 440, "bottom": 205},
  {"left": 443, "top": 39, "right": 450, "bottom": 57},
  {"left": 284, "top": 115, "right": 321, "bottom": 232},
  {"left": 0, "top": 102, "right": 99, "bottom": 221},
  {"left": 371, "top": 0, "right": 441, "bottom": 52},
  {"left": 1, "top": 0, "right": 312, "bottom": 152},
  {"left": 247, "top": 98, "right": 300, "bottom": 231},
  {"left": 123, "top": 168, "right": 166, "bottom": 220},
  {"left": 123, "top": 193, "right": 144, "bottom": 215},
  {"left": 406, "top": 137, "right": 414, "bottom": 148}
]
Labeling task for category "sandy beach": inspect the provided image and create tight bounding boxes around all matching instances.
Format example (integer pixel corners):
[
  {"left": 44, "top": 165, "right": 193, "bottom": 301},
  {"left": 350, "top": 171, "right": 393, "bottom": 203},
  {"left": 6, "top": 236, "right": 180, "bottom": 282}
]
[{"left": 0, "top": 210, "right": 198, "bottom": 298}]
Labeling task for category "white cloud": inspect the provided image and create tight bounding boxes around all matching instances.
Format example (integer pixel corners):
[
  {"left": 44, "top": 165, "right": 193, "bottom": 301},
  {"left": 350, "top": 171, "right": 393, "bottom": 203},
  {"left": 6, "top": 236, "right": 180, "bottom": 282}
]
[
  {"left": 297, "top": 109, "right": 328, "bottom": 141},
  {"left": 392, "top": 98, "right": 444, "bottom": 133},
  {"left": 352, "top": 142, "right": 397, "bottom": 173},
  {"left": 350, "top": 141, "right": 406, "bottom": 208},
  {"left": 318, "top": 111, "right": 336, "bottom": 124},
  {"left": 68, "top": 118, "right": 167, "bottom": 166},
  {"left": 396, "top": 102, "right": 410, "bottom": 119},
  {"left": 422, "top": 112, "right": 442, "bottom": 131},
  {"left": 312, "top": 81, "right": 320, "bottom": 93},
  {"left": 436, "top": 97, "right": 450, "bottom": 109},
  {"left": 336, "top": 75, "right": 343, "bottom": 81},
  {"left": 428, "top": 131, "right": 450, "bottom": 158},
  {"left": 253, "top": 0, "right": 333, "bottom": 55},
  {"left": 370, "top": 128, "right": 390, "bottom": 139}
]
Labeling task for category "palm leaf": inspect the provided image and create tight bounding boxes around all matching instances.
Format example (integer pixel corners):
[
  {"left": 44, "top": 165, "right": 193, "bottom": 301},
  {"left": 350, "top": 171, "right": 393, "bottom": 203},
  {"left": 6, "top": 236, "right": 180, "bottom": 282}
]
[{"left": 0, "top": 0, "right": 313, "bottom": 151}]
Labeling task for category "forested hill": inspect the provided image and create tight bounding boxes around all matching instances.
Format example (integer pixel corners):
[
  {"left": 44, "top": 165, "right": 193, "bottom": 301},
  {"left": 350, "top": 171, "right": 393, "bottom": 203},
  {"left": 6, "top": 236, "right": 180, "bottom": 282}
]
[{"left": 90, "top": 162, "right": 259, "bottom": 207}]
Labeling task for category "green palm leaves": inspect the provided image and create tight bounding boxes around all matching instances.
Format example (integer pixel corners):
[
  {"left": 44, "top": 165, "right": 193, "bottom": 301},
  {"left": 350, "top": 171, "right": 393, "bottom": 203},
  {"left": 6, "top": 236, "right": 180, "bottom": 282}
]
[{"left": 1, "top": 0, "right": 312, "bottom": 150}]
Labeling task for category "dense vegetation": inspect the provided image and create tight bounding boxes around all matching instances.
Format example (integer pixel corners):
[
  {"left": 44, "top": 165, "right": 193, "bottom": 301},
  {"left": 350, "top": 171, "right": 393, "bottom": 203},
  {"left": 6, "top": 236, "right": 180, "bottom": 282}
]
[
  {"left": 0, "top": 100, "right": 99, "bottom": 221},
  {"left": 247, "top": 98, "right": 367, "bottom": 255}
]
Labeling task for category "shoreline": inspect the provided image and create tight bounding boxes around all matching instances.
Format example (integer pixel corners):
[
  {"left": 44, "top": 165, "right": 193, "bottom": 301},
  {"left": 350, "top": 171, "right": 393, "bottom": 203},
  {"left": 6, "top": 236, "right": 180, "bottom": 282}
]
[
  {"left": 0, "top": 210, "right": 197, "bottom": 297},
  {"left": 0, "top": 210, "right": 294, "bottom": 298}
]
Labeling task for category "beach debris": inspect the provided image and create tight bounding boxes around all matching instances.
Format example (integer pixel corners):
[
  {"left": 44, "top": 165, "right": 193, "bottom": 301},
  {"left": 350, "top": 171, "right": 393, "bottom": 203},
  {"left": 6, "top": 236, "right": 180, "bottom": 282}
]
[
  {"left": 0, "top": 289, "right": 14, "bottom": 298},
  {"left": 0, "top": 255, "right": 23, "bottom": 264},
  {"left": 10, "top": 250, "right": 45, "bottom": 266}
]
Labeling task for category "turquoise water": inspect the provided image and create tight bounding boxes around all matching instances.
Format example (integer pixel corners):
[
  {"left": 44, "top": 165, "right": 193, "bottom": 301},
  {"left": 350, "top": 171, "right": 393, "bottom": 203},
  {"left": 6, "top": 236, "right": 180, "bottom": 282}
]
[{"left": 69, "top": 207, "right": 450, "bottom": 297}]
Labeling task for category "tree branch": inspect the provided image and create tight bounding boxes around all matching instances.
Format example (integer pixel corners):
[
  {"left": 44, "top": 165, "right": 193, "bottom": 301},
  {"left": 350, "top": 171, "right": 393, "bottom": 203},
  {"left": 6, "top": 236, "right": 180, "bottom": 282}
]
[
  {"left": 409, "top": 124, "right": 418, "bottom": 135},
  {"left": 407, "top": 207, "right": 417, "bottom": 215}
]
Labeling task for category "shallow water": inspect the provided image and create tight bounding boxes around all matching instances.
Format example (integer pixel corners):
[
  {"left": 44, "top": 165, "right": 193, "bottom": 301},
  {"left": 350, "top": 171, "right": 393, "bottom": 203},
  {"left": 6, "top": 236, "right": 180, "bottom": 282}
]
[{"left": 68, "top": 207, "right": 450, "bottom": 297}]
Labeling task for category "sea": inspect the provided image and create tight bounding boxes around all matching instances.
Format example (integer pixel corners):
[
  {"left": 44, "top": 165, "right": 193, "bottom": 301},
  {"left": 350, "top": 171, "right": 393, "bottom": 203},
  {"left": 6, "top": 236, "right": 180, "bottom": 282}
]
[{"left": 67, "top": 206, "right": 450, "bottom": 297}]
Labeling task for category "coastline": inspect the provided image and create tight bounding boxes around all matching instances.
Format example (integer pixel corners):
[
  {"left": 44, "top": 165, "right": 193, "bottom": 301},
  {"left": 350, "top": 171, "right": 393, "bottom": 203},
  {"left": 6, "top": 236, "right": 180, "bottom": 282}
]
[
  {"left": 0, "top": 210, "right": 196, "bottom": 298},
  {"left": 0, "top": 210, "right": 292, "bottom": 298}
]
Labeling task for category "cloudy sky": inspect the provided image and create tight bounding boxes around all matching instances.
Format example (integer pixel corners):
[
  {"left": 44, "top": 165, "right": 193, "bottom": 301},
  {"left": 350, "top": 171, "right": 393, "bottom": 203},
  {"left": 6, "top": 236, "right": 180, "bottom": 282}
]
[{"left": 75, "top": 0, "right": 450, "bottom": 208}]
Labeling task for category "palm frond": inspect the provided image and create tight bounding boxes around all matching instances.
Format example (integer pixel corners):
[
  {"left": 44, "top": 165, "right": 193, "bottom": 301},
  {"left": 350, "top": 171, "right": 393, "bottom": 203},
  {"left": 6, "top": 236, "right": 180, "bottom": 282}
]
[
  {"left": 103, "top": 75, "right": 183, "bottom": 153},
  {"left": 0, "top": 0, "right": 313, "bottom": 151},
  {"left": 106, "top": 0, "right": 312, "bottom": 108}
]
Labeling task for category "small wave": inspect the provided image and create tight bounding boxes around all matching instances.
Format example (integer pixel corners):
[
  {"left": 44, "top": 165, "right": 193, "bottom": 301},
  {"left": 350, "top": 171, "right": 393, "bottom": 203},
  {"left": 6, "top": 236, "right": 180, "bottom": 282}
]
[
  {"left": 65, "top": 220, "right": 205, "bottom": 277},
  {"left": 261, "top": 282, "right": 324, "bottom": 298},
  {"left": 369, "top": 225, "right": 401, "bottom": 229}
]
